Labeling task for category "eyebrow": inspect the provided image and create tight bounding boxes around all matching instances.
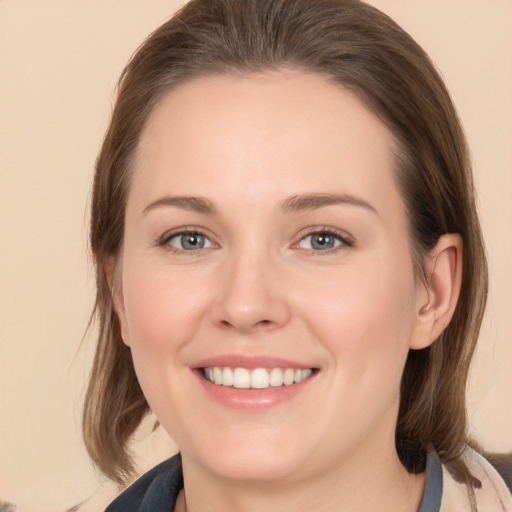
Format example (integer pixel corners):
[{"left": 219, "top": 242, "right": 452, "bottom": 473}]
[
  {"left": 281, "top": 193, "right": 378, "bottom": 215},
  {"left": 142, "top": 196, "right": 217, "bottom": 216},
  {"left": 141, "top": 192, "right": 378, "bottom": 217}
]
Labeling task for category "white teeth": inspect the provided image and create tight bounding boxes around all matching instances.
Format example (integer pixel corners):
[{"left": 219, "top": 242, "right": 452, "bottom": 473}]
[
  {"left": 301, "top": 368, "right": 312, "bottom": 380},
  {"left": 269, "top": 368, "right": 284, "bottom": 387},
  {"left": 233, "top": 367, "right": 251, "bottom": 388},
  {"left": 203, "top": 366, "right": 314, "bottom": 389},
  {"left": 251, "top": 368, "right": 269, "bottom": 389},
  {"left": 222, "top": 367, "right": 233, "bottom": 386},
  {"left": 283, "top": 368, "right": 295, "bottom": 385}
]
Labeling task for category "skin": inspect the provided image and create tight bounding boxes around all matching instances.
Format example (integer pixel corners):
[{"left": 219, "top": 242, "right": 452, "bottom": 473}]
[{"left": 113, "top": 70, "right": 462, "bottom": 512}]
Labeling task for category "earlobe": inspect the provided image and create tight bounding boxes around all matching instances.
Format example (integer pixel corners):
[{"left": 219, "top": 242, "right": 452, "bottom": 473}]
[
  {"left": 410, "top": 234, "right": 463, "bottom": 350},
  {"left": 105, "top": 257, "right": 131, "bottom": 347}
]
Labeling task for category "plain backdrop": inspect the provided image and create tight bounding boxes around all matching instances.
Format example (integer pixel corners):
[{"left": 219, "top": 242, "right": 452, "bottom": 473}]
[{"left": 0, "top": 1, "right": 511, "bottom": 511}]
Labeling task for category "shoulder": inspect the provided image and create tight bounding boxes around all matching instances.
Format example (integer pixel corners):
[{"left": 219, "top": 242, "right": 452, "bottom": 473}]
[
  {"left": 440, "top": 447, "right": 512, "bottom": 512},
  {"left": 484, "top": 452, "right": 512, "bottom": 493},
  {"left": 104, "top": 454, "right": 183, "bottom": 512}
]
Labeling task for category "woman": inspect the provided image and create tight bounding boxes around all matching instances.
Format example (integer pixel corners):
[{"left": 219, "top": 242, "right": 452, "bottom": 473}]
[{"left": 82, "top": 0, "right": 512, "bottom": 510}]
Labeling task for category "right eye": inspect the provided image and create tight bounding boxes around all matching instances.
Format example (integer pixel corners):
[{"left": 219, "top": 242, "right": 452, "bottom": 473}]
[{"left": 165, "top": 231, "right": 213, "bottom": 251}]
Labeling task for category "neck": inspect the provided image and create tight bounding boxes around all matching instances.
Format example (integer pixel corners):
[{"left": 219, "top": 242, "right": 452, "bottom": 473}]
[{"left": 177, "top": 440, "right": 425, "bottom": 512}]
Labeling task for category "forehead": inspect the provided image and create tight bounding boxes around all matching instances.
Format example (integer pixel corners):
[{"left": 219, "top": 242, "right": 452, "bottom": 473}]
[{"left": 129, "top": 70, "right": 403, "bottom": 222}]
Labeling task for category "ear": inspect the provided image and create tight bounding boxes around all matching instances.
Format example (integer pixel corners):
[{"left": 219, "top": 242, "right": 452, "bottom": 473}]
[
  {"left": 409, "top": 234, "right": 463, "bottom": 350},
  {"left": 105, "top": 256, "right": 131, "bottom": 347}
]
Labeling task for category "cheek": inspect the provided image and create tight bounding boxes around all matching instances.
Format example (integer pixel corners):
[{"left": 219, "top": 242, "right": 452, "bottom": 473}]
[
  {"left": 121, "top": 261, "right": 209, "bottom": 358},
  {"left": 119, "top": 260, "right": 212, "bottom": 432},
  {"left": 297, "top": 254, "right": 417, "bottom": 378}
]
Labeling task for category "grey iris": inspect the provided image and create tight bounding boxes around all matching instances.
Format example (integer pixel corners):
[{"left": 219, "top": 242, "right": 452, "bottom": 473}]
[
  {"left": 181, "top": 233, "right": 205, "bottom": 250},
  {"left": 311, "top": 233, "right": 335, "bottom": 250}
]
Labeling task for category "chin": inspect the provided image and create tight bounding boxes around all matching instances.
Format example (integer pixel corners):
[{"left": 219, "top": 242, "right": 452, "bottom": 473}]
[
  {"left": 181, "top": 433, "right": 313, "bottom": 484},
  {"left": 209, "top": 454, "right": 306, "bottom": 483}
]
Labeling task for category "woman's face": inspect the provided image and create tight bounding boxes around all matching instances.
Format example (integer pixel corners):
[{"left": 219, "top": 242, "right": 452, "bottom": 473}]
[{"left": 116, "top": 71, "right": 429, "bottom": 483}]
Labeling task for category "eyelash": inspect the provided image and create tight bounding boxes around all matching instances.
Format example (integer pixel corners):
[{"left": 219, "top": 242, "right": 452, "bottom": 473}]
[
  {"left": 157, "top": 226, "right": 354, "bottom": 255},
  {"left": 294, "top": 227, "right": 354, "bottom": 254},
  {"left": 158, "top": 227, "right": 216, "bottom": 254}
]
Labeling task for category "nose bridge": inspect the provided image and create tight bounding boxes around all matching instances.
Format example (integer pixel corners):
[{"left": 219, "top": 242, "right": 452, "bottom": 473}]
[{"left": 211, "top": 238, "right": 290, "bottom": 333}]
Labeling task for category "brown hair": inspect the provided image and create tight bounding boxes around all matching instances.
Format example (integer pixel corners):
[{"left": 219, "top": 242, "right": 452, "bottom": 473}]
[{"left": 83, "top": 0, "right": 488, "bottom": 486}]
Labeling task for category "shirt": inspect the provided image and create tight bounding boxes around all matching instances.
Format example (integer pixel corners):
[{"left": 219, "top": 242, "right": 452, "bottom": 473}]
[{"left": 104, "top": 447, "right": 512, "bottom": 511}]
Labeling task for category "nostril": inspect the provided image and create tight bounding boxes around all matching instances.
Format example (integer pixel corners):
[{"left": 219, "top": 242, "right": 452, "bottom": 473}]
[{"left": 217, "top": 318, "right": 275, "bottom": 333}]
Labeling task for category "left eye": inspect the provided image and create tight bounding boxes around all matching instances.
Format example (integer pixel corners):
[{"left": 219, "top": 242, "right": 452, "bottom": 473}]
[
  {"left": 298, "top": 232, "right": 345, "bottom": 251},
  {"left": 167, "top": 232, "right": 213, "bottom": 251}
]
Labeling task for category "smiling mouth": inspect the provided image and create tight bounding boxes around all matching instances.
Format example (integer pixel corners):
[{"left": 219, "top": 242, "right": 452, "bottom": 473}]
[{"left": 202, "top": 366, "right": 315, "bottom": 389}]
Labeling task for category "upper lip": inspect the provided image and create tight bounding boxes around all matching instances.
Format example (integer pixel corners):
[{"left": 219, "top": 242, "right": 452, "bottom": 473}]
[{"left": 191, "top": 354, "right": 315, "bottom": 370}]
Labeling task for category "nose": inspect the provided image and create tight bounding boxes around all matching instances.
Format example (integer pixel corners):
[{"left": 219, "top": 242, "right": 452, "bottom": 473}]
[{"left": 209, "top": 249, "right": 291, "bottom": 335}]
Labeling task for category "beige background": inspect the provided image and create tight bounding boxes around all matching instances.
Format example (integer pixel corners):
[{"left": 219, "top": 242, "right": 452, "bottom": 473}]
[{"left": 0, "top": 1, "right": 510, "bottom": 511}]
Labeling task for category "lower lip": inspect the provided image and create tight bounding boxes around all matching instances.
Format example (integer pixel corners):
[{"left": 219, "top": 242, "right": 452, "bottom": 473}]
[{"left": 194, "top": 370, "right": 317, "bottom": 411}]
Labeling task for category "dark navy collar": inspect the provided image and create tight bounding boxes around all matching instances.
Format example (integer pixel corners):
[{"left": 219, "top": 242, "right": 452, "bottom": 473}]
[{"left": 104, "top": 454, "right": 183, "bottom": 512}]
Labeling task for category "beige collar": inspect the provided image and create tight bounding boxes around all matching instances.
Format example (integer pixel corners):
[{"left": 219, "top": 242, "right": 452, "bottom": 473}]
[{"left": 440, "top": 447, "right": 512, "bottom": 512}]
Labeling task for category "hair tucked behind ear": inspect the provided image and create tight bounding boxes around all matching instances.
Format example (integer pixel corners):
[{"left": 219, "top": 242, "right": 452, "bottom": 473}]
[{"left": 84, "top": 0, "right": 487, "bottom": 485}]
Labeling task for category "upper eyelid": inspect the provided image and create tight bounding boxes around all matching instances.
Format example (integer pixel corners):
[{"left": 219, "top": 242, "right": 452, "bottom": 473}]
[
  {"left": 294, "top": 226, "right": 354, "bottom": 245},
  {"left": 158, "top": 227, "right": 216, "bottom": 246},
  {"left": 161, "top": 226, "right": 208, "bottom": 237}
]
